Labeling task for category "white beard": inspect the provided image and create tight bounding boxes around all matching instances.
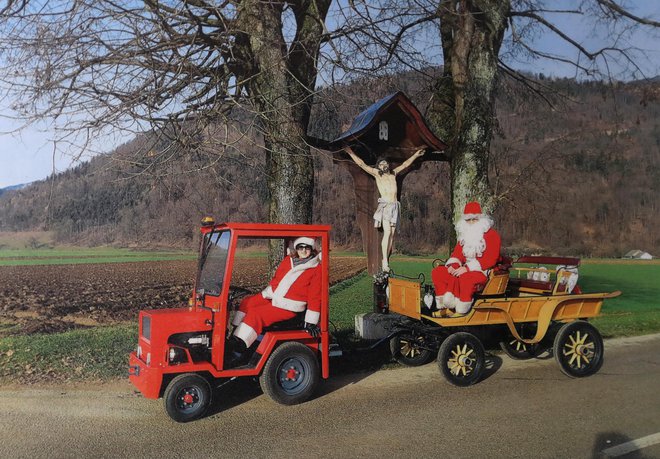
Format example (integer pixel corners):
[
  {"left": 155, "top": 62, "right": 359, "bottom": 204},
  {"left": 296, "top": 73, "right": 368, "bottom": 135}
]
[{"left": 456, "top": 216, "right": 493, "bottom": 259}]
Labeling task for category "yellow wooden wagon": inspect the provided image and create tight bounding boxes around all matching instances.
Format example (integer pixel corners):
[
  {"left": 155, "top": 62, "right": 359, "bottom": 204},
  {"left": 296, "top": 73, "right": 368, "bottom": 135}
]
[{"left": 382, "top": 256, "right": 621, "bottom": 386}]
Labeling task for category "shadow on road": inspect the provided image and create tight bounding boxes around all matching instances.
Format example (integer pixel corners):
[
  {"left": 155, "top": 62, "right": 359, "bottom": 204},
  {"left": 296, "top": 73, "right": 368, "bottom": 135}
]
[
  {"left": 314, "top": 345, "right": 394, "bottom": 398},
  {"left": 481, "top": 353, "right": 503, "bottom": 382},
  {"left": 205, "top": 378, "right": 263, "bottom": 418},
  {"left": 199, "top": 343, "right": 394, "bottom": 419}
]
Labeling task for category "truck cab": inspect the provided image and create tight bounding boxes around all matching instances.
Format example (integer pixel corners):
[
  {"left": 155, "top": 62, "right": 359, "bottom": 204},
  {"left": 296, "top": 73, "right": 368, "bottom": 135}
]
[{"left": 129, "top": 221, "right": 331, "bottom": 422}]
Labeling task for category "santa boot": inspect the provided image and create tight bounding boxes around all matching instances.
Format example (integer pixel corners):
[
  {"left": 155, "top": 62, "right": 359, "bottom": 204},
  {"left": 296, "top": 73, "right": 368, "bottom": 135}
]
[
  {"left": 224, "top": 335, "right": 249, "bottom": 368},
  {"left": 443, "top": 292, "right": 457, "bottom": 310},
  {"left": 450, "top": 300, "right": 473, "bottom": 318}
]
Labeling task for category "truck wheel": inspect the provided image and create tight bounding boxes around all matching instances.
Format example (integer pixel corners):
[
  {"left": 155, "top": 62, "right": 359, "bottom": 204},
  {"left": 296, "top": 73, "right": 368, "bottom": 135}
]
[
  {"left": 438, "top": 333, "right": 485, "bottom": 387},
  {"left": 553, "top": 321, "right": 604, "bottom": 378},
  {"left": 164, "top": 373, "right": 212, "bottom": 423},
  {"left": 390, "top": 334, "right": 434, "bottom": 366},
  {"left": 260, "top": 342, "right": 319, "bottom": 406}
]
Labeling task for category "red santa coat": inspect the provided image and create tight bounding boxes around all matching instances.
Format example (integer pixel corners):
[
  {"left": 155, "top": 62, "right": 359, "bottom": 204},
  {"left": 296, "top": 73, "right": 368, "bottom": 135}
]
[
  {"left": 446, "top": 228, "right": 501, "bottom": 275},
  {"left": 431, "top": 228, "right": 502, "bottom": 307},
  {"left": 233, "top": 254, "right": 322, "bottom": 347},
  {"left": 260, "top": 255, "right": 322, "bottom": 324}
]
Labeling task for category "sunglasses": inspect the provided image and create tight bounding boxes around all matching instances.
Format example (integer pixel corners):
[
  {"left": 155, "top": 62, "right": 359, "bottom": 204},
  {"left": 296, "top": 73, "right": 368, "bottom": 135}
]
[{"left": 296, "top": 244, "right": 313, "bottom": 251}]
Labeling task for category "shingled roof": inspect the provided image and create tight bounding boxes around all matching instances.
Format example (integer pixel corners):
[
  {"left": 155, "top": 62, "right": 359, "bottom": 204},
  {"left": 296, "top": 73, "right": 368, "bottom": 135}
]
[{"left": 331, "top": 91, "right": 447, "bottom": 153}]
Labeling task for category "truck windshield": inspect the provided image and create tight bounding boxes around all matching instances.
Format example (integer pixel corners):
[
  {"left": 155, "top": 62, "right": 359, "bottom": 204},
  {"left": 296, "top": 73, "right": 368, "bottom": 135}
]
[{"left": 197, "top": 230, "right": 231, "bottom": 296}]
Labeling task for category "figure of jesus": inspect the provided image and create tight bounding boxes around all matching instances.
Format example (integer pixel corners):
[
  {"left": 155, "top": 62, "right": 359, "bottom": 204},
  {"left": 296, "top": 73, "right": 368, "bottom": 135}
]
[{"left": 345, "top": 146, "right": 425, "bottom": 272}]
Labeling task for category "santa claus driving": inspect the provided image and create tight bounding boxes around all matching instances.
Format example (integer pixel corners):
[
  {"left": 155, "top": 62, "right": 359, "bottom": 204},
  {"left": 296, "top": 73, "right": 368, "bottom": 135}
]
[{"left": 225, "top": 237, "right": 322, "bottom": 367}]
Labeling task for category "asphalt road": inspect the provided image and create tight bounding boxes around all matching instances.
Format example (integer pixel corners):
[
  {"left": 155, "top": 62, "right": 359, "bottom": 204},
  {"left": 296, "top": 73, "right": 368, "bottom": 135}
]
[{"left": 1, "top": 334, "right": 659, "bottom": 459}]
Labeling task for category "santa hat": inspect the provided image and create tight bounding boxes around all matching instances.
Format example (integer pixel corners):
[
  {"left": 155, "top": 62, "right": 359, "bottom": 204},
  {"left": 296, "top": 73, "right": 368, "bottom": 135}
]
[
  {"left": 293, "top": 237, "right": 315, "bottom": 248},
  {"left": 462, "top": 201, "right": 482, "bottom": 220}
]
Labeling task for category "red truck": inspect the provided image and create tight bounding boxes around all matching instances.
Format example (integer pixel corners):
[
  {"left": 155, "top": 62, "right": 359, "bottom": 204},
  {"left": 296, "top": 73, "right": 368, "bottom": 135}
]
[{"left": 129, "top": 221, "right": 331, "bottom": 422}]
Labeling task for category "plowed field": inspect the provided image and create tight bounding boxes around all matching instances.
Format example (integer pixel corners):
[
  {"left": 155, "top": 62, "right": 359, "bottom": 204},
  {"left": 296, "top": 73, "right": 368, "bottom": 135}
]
[{"left": 0, "top": 257, "right": 365, "bottom": 336}]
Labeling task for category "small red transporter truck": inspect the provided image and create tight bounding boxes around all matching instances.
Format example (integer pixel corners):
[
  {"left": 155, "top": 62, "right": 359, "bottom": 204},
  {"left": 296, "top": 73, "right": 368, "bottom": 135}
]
[{"left": 128, "top": 221, "right": 331, "bottom": 422}]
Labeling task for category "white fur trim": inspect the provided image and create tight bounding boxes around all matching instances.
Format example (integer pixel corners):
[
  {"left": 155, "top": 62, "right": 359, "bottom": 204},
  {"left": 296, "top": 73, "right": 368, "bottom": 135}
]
[
  {"left": 272, "top": 296, "right": 307, "bottom": 312},
  {"left": 304, "top": 310, "right": 320, "bottom": 325},
  {"left": 232, "top": 310, "right": 245, "bottom": 327},
  {"left": 446, "top": 257, "right": 461, "bottom": 266},
  {"left": 293, "top": 237, "right": 315, "bottom": 248},
  {"left": 262, "top": 285, "right": 274, "bottom": 299},
  {"left": 465, "top": 258, "right": 483, "bottom": 274},
  {"left": 435, "top": 296, "right": 446, "bottom": 309},
  {"left": 270, "top": 255, "right": 320, "bottom": 311},
  {"left": 443, "top": 292, "right": 456, "bottom": 309},
  {"left": 234, "top": 323, "right": 258, "bottom": 347},
  {"left": 455, "top": 300, "right": 473, "bottom": 314}
]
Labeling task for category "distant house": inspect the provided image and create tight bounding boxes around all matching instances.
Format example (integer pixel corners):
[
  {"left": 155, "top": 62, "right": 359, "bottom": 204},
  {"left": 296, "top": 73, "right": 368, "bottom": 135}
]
[{"left": 623, "top": 250, "right": 653, "bottom": 260}]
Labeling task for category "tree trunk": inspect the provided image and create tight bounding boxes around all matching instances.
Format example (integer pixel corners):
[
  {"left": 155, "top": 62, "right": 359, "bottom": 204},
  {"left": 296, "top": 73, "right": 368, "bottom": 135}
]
[
  {"left": 237, "top": 0, "right": 329, "bottom": 270},
  {"left": 429, "top": 0, "right": 510, "bottom": 245}
]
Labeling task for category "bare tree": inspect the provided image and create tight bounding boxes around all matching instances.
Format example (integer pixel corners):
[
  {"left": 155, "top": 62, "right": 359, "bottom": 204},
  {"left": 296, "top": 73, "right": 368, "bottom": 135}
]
[
  {"left": 0, "top": 0, "right": 331, "bottom": 238},
  {"left": 326, "top": 0, "right": 659, "bottom": 229}
]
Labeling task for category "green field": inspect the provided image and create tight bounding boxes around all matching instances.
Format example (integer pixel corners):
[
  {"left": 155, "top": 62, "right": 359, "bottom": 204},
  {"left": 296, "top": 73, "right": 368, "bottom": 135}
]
[
  {"left": 0, "top": 256, "right": 658, "bottom": 383},
  {"left": 329, "top": 256, "right": 660, "bottom": 338}
]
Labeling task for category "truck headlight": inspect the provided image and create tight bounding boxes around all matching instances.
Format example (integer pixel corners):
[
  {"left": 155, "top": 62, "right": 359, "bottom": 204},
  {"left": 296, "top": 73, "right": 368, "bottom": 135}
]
[{"left": 168, "top": 347, "right": 189, "bottom": 365}]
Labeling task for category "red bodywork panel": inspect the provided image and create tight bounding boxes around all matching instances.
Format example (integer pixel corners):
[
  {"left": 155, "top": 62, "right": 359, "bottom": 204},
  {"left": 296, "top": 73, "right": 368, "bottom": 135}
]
[{"left": 129, "top": 222, "right": 332, "bottom": 399}]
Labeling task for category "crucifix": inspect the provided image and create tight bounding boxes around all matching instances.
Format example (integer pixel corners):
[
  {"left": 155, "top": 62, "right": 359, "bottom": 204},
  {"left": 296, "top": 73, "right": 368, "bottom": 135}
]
[{"left": 330, "top": 92, "right": 449, "bottom": 275}]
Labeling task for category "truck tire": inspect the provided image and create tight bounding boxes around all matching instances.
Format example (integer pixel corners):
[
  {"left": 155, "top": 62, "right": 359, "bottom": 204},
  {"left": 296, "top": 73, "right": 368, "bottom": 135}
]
[
  {"left": 390, "top": 334, "right": 434, "bottom": 366},
  {"left": 163, "top": 373, "right": 212, "bottom": 423},
  {"left": 437, "top": 332, "right": 485, "bottom": 387},
  {"left": 260, "top": 342, "right": 319, "bottom": 405},
  {"left": 553, "top": 320, "right": 604, "bottom": 377}
]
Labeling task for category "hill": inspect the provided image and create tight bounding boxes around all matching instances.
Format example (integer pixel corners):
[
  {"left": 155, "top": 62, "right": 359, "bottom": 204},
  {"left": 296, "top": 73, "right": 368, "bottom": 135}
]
[
  {"left": 0, "top": 183, "right": 28, "bottom": 197},
  {"left": 0, "top": 72, "right": 658, "bottom": 257}
]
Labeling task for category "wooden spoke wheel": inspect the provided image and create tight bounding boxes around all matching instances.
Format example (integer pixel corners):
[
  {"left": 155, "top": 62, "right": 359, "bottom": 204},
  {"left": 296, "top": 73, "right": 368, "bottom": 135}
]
[
  {"left": 437, "top": 332, "right": 485, "bottom": 387},
  {"left": 500, "top": 337, "right": 537, "bottom": 360},
  {"left": 553, "top": 321, "right": 604, "bottom": 377},
  {"left": 390, "top": 334, "right": 434, "bottom": 366}
]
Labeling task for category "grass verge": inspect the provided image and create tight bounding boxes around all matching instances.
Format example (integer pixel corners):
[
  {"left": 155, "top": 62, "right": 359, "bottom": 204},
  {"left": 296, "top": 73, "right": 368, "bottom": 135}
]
[{"left": 0, "top": 325, "right": 137, "bottom": 384}]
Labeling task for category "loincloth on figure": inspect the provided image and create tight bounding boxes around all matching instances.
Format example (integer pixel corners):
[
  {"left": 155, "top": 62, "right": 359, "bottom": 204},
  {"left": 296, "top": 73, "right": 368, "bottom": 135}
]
[{"left": 373, "top": 199, "right": 400, "bottom": 228}]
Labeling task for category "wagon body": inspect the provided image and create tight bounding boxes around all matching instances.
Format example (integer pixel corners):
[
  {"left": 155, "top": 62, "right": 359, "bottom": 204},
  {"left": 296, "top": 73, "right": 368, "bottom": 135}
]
[
  {"left": 382, "top": 256, "right": 621, "bottom": 385},
  {"left": 388, "top": 277, "right": 620, "bottom": 344}
]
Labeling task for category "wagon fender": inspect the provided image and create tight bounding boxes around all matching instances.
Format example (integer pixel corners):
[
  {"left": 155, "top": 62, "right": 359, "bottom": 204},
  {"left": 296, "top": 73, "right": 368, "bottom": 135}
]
[{"left": 475, "top": 291, "right": 621, "bottom": 345}]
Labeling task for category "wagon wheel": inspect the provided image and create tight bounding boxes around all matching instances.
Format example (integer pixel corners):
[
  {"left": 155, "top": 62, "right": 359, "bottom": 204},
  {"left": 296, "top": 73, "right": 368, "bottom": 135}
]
[
  {"left": 499, "top": 324, "right": 539, "bottom": 360},
  {"left": 390, "top": 334, "right": 434, "bottom": 366},
  {"left": 500, "top": 338, "right": 537, "bottom": 360},
  {"left": 553, "top": 321, "right": 604, "bottom": 378},
  {"left": 163, "top": 373, "right": 212, "bottom": 423},
  {"left": 260, "top": 342, "right": 319, "bottom": 405},
  {"left": 437, "top": 333, "right": 485, "bottom": 387}
]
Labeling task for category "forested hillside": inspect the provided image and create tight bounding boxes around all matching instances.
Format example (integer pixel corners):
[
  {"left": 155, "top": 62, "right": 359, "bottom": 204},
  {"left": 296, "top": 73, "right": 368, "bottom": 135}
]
[{"left": 1, "top": 72, "right": 658, "bottom": 257}]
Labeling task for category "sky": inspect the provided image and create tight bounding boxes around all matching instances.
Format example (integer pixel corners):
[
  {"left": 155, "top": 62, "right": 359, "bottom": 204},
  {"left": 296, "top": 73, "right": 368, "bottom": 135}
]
[{"left": 0, "top": 1, "right": 659, "bottom": 189}]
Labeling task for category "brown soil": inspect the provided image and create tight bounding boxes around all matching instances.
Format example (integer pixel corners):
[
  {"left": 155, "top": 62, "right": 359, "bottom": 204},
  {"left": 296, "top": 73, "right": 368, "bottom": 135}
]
[{"left": 0, "top": 256, "right": 366, "bottom": 336}]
